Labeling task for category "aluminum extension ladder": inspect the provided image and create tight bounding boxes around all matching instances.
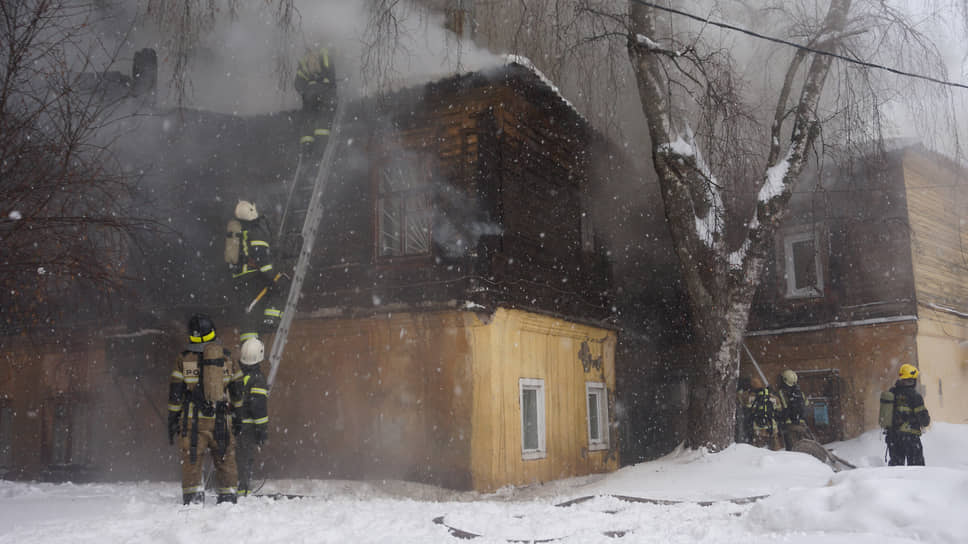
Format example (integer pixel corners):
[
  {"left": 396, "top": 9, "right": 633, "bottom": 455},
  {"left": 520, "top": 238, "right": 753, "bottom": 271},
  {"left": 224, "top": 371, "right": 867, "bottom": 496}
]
[{"left": 267, "top": 86, "right": 346, "bottom": 388}]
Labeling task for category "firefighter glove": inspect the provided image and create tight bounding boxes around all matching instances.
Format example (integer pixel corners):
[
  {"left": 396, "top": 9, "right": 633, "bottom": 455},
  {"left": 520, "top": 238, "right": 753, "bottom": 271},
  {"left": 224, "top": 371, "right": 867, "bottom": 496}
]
[
  {"left": 232, "top": 415, "right": 242, "bottom": 437},
  {"left": 254, "top": 425, "right": 267, "bottom": 446},
  {"left": 167, "top": 412, "right": 180, "bottom": 445}
]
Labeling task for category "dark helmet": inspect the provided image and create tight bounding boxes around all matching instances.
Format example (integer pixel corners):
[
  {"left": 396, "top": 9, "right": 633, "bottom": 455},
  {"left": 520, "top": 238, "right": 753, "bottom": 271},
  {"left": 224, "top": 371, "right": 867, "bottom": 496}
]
[{"left": 188, "top": 313, "right": 216, "bottom": 344}]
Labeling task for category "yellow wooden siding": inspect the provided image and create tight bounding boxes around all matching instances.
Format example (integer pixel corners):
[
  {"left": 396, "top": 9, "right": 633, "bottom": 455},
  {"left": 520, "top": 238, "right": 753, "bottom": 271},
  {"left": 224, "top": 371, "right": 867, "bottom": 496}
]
[
  {"left": 269, "top": 308, "right": 617, "bottom": 491},
  {"left": 269, "top": 311, "right": 479, "bottom": 488},
  {"left": 902, "top": 150, "right": 968, "bottom": 426},
  {"left": 914, "top": 308, "right": 968, "bottom": 424},
  {"left": 903, "top": 151, "right": 968, "bottom": 311},
  {"left": 469, "top": 308, "right": 617, "bottom": 492}
]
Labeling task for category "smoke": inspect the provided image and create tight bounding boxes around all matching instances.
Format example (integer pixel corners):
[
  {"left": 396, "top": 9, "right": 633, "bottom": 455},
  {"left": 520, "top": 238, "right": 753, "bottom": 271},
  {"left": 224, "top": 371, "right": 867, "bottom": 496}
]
[{"left": 98, "top": 0, "right": 502, "bottom": 115}]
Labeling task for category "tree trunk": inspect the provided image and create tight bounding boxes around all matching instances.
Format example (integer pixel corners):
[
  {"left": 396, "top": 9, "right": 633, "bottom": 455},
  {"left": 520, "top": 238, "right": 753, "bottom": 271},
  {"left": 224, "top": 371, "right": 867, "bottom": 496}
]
[{"left": 627, "top": 0, "right": 851, "bottom": 450}]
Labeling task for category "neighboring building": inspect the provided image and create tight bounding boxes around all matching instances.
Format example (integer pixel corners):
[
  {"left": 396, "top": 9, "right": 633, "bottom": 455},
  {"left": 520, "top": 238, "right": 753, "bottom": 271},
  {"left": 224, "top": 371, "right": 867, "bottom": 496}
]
[
  {"left": 744, "top": 144, "right": 968, "bottom": 441},
  {"left": 0, "top": 59, "right": 622, "bottom": 491}
]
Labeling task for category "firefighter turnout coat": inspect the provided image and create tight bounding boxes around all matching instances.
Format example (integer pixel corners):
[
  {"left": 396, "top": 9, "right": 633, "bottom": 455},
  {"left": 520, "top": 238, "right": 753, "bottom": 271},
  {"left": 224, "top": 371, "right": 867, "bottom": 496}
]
[
  {"left": 237, "top": 365, "right": 269, "bottom": 495},
  {"left": 168, "top": 342, "right": 245, "bottom": 502}
]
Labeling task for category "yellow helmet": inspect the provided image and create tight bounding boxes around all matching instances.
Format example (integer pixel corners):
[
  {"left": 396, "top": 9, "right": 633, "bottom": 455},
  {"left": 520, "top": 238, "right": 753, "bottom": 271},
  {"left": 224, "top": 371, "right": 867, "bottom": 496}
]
[
  {"left": 898, "top": 364, "right": 919, "bottom": 380},
  {"left": 781, "top": 369, "right": 798, "bottom": 387}
]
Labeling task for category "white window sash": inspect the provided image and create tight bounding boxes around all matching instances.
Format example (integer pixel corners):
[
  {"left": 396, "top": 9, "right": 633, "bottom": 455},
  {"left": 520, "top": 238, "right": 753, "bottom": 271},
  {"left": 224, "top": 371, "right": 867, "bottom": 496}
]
[
  {"left": 783, "top": 231, "right": 823, "bottom": 298},
  {"left": 519, "top": 378, "right": 546, "bottom": 460},
  {"left": 586, "top": 382, "right": 609, "bottom": 450}
]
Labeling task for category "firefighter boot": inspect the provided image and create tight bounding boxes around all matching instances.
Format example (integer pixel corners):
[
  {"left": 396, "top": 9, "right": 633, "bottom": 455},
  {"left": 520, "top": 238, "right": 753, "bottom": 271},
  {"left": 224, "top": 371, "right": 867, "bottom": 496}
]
[
  {"left": 217, "top": 493, "right": 238, "bottom": 505},
  {"left": 182, "top": 492, "right": 205, "bottom": 505}
]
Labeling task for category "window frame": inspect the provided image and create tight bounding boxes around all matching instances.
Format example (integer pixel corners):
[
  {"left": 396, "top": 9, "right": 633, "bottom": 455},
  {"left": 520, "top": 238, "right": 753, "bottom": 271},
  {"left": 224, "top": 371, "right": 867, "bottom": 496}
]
[
  {"left": 585, "top": 382, "right": 609, "bottom": 451},
  {"left": 783, "top": 230, "right": 824, "bottom": 298},
  {"left": 519, "top": 378, "right": 547, "bottom": 460},
  {"left": 374, "top": 150, "right": 435, "bottom": 260}
]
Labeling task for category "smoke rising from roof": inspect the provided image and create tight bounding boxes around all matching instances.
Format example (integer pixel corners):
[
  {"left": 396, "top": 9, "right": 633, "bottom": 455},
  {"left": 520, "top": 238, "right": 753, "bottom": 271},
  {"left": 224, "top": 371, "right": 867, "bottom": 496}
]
[{"left": 103, "top": 0, "right": 502, "bottom": 115}]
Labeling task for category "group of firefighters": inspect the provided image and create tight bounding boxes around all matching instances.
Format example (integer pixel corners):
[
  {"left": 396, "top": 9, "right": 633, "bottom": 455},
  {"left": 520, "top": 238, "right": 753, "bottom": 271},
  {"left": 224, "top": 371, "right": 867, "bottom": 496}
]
[
  {"left": 165, "top": 45, "right": 337, "bottom": 505},
  {"left": 740, "top": 365, "right": 930, "bottom": 466}
]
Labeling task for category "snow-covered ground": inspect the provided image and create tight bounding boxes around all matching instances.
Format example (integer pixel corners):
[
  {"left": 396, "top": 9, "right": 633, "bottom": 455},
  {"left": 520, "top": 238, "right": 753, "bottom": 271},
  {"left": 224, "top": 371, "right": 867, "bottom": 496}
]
[{"left": 2, "top": 424, "right": 966, "bottom": 543}]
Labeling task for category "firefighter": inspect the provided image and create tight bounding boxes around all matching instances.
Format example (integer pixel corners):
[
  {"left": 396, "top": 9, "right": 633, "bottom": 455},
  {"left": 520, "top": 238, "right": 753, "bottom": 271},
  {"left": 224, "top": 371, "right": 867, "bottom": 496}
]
[
  {"left": 294, "top": 45, "right": 337, "bottom": 158},
  {"left": 235, "top": 337, "right": 269, "bottom": 496},
  {"left": 167, "top": 314, "right": 245, "bottom": 504},
  {"left": 227, "top": 200, "right": 282, "bottom": 343},
  {"left": 746, "top": 375, "right": 782, "bottom": 451},
  {"left": 886, "top": 364, "right": 931, "bottom": 466},
  {"left": 777, "top": 369, "right": 810, "bottom": 450}
]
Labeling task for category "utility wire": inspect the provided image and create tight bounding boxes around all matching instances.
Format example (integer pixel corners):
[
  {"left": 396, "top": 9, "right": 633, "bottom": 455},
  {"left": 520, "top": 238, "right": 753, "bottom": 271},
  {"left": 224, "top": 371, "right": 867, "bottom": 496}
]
[{"left": 631, "top": 0, "right": 968, "bottom": 91}]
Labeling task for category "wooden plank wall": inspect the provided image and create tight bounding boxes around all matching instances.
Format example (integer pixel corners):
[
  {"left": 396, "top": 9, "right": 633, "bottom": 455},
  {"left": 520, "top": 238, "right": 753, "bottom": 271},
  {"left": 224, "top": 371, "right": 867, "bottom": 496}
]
[
  {"left": 266, "top": 310, "right": 478, "bottom": 489},
  {"left": 903, "top": 150, "right": 968, "bottom": 426},
  {"left": 469, "top": 308, "right": 618, "bottom": 492},
  {"left": 903, "top": 150, "right": 968, "bottom": 313}
]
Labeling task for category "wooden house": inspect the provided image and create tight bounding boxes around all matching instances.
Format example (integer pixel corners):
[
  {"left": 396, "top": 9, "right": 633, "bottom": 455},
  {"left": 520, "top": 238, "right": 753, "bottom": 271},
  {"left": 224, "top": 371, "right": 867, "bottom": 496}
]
[
  {"left": 744, "top": 144, "right": 968, "bottom": 441},
  {"left": 0, "top": 60, "right": 622, "bottom": 491}
]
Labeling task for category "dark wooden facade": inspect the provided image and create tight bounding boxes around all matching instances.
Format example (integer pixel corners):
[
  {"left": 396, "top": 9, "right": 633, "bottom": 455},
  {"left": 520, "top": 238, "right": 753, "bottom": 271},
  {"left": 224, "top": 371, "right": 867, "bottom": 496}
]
[{"left": 302, "top": 64, "right": 611, "bottom": 322}]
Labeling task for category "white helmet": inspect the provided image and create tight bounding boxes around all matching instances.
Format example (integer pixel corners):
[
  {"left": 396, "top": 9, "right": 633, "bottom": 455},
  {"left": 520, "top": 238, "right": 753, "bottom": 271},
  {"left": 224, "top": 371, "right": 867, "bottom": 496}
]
[
  {"left": 235, "top": 200, "right": 258, "bottom": 221},
  {"left": 781, "top": 369, "right": 798, "bottom": 386},
  {"left": 240, "top": 338, "right": 264, "bottom": 366}
]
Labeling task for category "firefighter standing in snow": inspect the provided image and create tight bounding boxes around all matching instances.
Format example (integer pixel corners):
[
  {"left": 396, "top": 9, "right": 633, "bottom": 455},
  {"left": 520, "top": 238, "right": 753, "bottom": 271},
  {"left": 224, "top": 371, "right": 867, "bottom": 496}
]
[
  {"left": 168, "top": 314, "right": 245, "bottom": 504},
  {"left": 294, "top": 45, "right": 337, "bottom": 159},
  {"left": 886, "top": 364, "right": 931, "bottom": 466},
  {"left": 746, "top": 375, "right": 782, "bottom": 451},
  {"left": 235, "top": 338, "right": 269, "bottom": 496},
  {"left": 777, "top": 369, "right": 809, "bottom": 450},
  {"left": 226, "top": 200, "right": 281, "bottom": 342}
]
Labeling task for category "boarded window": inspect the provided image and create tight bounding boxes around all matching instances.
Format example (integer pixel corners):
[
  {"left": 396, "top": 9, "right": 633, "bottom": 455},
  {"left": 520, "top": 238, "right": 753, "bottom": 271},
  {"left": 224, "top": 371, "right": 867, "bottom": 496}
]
[
  {"left": 0, "top": 405, "right": 12, "bottom": 467},
  {"left": 783, "top": 231, "right": 823, "bottom": 298},
  {"left": 50, "top": 401, "right": 71, "bottom": 465},
  {"left": 49, "top": 397, "right": 90, "bottom": 466},
  {"left": 519, "top": 378, "right": 546, "bottom": 459},
  {"left": 377, "top": 157, "right": 433, "bottom": 257},
  {"left": 586, "top": 382, "right": 608, "bottom": 450}
]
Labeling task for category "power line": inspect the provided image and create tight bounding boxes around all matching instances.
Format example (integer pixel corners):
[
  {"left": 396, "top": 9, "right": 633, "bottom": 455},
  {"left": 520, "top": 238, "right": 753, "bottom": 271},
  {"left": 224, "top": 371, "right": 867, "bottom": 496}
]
[{"left": 631, "top": 0, "right": 968, "bottom": 91}]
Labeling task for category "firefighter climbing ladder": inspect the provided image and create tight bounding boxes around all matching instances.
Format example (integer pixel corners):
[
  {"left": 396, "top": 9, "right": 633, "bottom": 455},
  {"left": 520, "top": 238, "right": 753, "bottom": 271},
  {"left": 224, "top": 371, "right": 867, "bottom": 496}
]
[{"left": 267, "top": 85, "right": 346, "bottom": 388}]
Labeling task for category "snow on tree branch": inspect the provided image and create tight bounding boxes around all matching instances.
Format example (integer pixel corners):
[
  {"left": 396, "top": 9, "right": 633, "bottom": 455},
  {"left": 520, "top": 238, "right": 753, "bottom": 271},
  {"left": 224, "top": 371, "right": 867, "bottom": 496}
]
[
  {"left": 635, "top": 33, "right": 681, "bottom": 57},
  {"left": 757, "top": 148, "right": 793, "bottom": 203}
]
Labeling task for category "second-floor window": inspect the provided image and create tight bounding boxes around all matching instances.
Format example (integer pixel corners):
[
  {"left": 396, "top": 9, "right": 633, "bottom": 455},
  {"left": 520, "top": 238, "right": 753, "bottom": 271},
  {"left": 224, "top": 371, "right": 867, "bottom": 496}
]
[
  {"left": 377, "top": 156, "right": 433, "bottom": 258},
  {"left": 783, "top": 231, "right": 823, "bottom": 298}
]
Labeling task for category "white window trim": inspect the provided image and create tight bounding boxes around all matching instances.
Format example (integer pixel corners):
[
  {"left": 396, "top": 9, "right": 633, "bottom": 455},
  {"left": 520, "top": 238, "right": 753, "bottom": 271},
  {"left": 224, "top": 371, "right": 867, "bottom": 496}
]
[
  {"left": 585, "top": 382, "right": 609, "bottom": 451},
  {"left": 783, "top": 231, "right": 823, "bottom": 298},
  {"left": 519, "top": 378, "right": 547, "bottom": 460}
]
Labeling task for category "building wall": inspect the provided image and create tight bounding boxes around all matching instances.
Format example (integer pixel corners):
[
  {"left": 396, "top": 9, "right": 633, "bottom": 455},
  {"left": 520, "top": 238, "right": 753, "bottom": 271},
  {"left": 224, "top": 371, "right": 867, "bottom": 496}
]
[
  {"left": 468, "top": 308, "right": 618, "bottom": 492},
  {"left": 263, "top": 307, "right": 617, "bottom": 492},
  {"left": 0, "top": 331, "right": 175, "bottom": 482},
  {"left": 903, "top": 151, "right": 968, "bottom": 312},
  {"left": 744, "top": 319, "right": 918, "bottom": 438},
  {"left": 915, "top": 308, "right": 968, "bottom": 423},
  {"left": 903, "top": 150, "right": 968, "bottom": 425},
  {"left": 266, "top": 310, "right": 478, "bottom": 489}
]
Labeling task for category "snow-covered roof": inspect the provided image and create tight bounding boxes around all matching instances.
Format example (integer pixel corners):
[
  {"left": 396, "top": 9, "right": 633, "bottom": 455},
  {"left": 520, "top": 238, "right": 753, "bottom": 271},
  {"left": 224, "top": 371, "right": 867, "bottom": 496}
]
[{"left": 500, "top": 54, "right": 587, "bottom": 124}]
